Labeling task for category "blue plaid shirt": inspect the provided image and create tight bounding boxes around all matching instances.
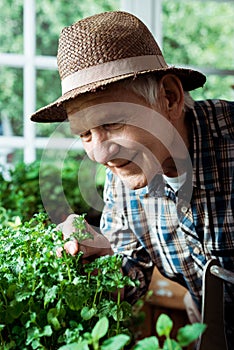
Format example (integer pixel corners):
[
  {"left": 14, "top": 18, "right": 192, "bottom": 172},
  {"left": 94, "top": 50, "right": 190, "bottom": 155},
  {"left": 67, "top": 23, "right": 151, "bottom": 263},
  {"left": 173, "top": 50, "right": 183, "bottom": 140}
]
[{"left": 100, "top": 99, "right": 234, "bottom": 310}]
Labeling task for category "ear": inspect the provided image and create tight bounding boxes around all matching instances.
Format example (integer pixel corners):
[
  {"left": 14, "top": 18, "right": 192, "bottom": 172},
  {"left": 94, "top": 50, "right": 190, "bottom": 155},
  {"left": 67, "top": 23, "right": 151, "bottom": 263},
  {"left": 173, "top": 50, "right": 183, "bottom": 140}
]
[{"left": 159, "top": 74, "right": 184, "bottom": 120}]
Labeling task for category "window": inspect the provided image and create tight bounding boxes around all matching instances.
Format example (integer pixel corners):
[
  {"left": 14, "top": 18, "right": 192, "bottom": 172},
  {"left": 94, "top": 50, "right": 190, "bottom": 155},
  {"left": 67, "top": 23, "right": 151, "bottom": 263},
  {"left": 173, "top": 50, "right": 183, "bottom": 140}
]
[
  {"left": 0, "top": 0, "right": 119, "bottom": 165},
  {"left": 0, "top": 0, "right": 233, "bottom": 165}
]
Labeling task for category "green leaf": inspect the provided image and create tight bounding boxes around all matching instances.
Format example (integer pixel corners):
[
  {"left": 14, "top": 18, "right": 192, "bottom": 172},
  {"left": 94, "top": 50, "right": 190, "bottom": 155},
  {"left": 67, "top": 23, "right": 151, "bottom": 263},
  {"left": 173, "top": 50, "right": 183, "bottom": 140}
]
[
  {"left": 26, "top": 327, "right": 40, "bottom": 345},
  {"left": 41, "top": 325, "right": 53, "bottom": 337},
  {"left": 81, "top": 306, "right": 97, "bottom": 320},
  {"left": 101, "top": 334, "right": 130, "bottom": 350},
  {"left": 44, "top": 285, "right": 58, "bottom": 307},
  {"left": 8, "top": 301, "right": 25, "bottom": 319},
  {"left": 64, "top": 285, "right": 90, "bottom": 311},
  {"left": 15, "top": 289, "right": 32, "bottom": 302},
  {"left": 119, "top": 301, "right": 132, "bottom": 320},
  {"left": 72, "top": 215, "right": 94, "bottom": 243},
  {"left": 47, "top": 308, "right": 61, "bottom": 331},
  {"left": 163, "top": 338, "right": 182, "bottom": 350},
  {"left": 156, "top": 314, "right": 173, "bottom": 337},
  {"left": 58, "top": 342, "right": 89, "bottom": 350},
  {"left": 134, "top": 336, "right": 159, "bottom": 350},
  {"left": 31, "top": 338, "right": 42, "bottom": 349},
  {"left": 92, "top": 317, "right": 109, "bottom": 341},
  {"left": 177, "top": 323, "right": 207, "bottom": 347}
]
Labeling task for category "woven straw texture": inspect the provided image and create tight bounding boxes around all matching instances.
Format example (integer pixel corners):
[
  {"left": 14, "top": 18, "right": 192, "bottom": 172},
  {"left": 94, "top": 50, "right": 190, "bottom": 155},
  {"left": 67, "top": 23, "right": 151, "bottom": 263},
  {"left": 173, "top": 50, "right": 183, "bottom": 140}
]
[
  {"left": 57, "top": 11, "right": 161, "bottom": 79},
  {"left": 31, "top": 11, "right": 206, "bottom": 123}
]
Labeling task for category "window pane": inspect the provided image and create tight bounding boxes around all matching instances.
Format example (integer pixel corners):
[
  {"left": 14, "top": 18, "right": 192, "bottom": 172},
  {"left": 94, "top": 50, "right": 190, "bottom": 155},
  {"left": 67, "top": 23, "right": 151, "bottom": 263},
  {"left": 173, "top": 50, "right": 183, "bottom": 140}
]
[
  {"left": 162, "top": 0, "right": 234, "bottom": 70},
  {"left": 36, "top": 69, "right": 75, "bottom": 137},
  {"left": 0, "top": 67, "right": 23, "bottom": 136},
  {"left": 36, "top": 0, "right": 120, "bottom": 56},
  {"left": 0, "top": 0, "right": 23, "bottom": 54},
  {"left": 162, "top": 0, "right": 234, "bottom": 99},
  {"left": 0, "top": 148, "right": 23, "bottom": 174},
  {"left": 36, "top": 69, "right": 61, "bottom": 137}
]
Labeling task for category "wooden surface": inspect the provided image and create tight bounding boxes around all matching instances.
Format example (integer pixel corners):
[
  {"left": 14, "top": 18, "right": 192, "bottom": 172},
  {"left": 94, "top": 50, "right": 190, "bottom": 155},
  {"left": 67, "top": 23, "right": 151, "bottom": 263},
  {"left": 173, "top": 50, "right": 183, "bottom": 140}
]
[
  {"left": 147, "top": 267, "right": 188, "bottom": 310},
  {"left": 133, "top": 267, "right": 195, "bottom": 349}
]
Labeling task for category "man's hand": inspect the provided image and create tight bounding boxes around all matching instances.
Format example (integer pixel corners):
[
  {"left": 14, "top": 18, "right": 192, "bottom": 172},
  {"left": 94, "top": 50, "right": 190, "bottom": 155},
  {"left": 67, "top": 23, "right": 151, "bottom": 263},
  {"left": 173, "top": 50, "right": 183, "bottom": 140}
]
[{"left": 56, "top": 214, "right": 113, "bottom": 260}]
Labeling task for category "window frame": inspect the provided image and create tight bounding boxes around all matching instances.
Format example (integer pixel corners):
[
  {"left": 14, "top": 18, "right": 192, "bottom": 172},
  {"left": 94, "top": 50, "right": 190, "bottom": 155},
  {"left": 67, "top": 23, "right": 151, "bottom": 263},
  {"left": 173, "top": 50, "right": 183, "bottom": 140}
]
[{"left": 0, "top": 0, "right": 233, "bottom": 164}]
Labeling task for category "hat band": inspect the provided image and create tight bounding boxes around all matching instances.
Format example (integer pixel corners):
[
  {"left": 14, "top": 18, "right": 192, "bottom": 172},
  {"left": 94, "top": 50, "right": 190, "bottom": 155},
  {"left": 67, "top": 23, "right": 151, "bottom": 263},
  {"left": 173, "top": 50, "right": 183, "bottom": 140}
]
[{"left": 61, "top": 55, "right": 167, "bottom": 95}]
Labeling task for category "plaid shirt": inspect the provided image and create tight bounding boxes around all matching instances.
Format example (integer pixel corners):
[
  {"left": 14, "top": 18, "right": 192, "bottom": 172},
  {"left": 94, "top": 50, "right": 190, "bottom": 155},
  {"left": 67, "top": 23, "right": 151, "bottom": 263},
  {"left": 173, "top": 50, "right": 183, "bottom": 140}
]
[{"left": 100, "top": 99, "right": 234, "bottom": 310}]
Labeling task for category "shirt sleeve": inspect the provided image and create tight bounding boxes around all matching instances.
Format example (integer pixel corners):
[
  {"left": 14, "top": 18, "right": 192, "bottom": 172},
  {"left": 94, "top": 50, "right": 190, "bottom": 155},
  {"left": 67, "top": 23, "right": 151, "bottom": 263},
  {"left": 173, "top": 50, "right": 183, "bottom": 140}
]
[{"left": 100, "top": 168, "right": 154, "bottom": 304}]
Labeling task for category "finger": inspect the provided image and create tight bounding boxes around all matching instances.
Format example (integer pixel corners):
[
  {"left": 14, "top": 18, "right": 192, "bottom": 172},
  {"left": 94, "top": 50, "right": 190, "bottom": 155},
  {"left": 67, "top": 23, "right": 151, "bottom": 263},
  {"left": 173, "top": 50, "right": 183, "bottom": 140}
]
[
  {"left": 55, "top": 223, "right": 63, "bottom": 232},
  {"left": 64, "top": 240, "right": 79, "bottom": 256},
  {"left": 56, "top": 247, "right": 63, "bottom": 258}
]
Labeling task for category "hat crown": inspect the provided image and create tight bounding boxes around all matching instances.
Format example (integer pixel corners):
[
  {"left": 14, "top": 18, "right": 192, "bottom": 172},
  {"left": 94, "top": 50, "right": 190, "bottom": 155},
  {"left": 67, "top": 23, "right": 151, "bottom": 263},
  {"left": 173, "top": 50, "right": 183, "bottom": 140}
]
[
  {"left": 57, "top": 11, "right": 163, "bottom": 80},
  {"left": 30, "top": 10, "right": 206, "bottom": 123}
]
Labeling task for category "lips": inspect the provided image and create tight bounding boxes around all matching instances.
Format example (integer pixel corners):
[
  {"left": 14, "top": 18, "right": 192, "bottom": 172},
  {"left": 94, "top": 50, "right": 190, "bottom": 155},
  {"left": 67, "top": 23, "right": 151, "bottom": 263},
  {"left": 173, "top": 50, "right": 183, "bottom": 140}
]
[{"left": 107, "top": 159, "right": 131, "bottom": 168}]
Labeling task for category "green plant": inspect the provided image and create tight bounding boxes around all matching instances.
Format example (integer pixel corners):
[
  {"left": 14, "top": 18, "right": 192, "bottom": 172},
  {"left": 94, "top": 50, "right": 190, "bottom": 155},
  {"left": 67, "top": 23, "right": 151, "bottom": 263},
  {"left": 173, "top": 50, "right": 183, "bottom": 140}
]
[
  {"left": 0, "top": 213, "right": 137, "bottom": 349},
  {"left": 57, "top": 312, "right": 206, "bottom": 350},
  {"left": 0, "top": 157, "right": 105, "bottom": 224},
  {"left": 134, "top": 313, "right": 206, "bottom": 350},
  {"left": 58, "top": 316, "right": 130, "bottom": 350}
]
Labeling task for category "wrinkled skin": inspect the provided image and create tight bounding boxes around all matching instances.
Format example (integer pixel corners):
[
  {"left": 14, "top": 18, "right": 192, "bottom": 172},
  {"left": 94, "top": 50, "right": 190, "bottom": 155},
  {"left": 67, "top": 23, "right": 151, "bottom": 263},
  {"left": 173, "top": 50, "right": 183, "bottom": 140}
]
[{"left": 57, "top": 75, "right": 187, "bottom": 259}]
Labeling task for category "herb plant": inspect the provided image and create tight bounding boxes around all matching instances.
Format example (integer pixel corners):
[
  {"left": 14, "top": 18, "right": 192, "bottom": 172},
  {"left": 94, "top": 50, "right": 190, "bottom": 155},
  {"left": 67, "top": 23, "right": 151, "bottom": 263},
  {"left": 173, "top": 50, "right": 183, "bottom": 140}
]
[
  {"left": 57, "top": 312, "right": 206, "bottom": 350},
  {"left": 0, "top": 213, "right": 137, "bottom": 349},
  {"left": 0, "top": 212, "right": 206, "bottom": 349},
  {"left": 134, "top": 313, "right": 206, "bottom": 350}
]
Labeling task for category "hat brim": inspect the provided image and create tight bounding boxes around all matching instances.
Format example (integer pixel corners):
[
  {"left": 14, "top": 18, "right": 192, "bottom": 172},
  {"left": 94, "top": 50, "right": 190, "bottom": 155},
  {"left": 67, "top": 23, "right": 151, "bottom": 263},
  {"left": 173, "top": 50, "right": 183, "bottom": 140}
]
[{"left": 30, "top": 67, "right": 206, "bottom": 123}]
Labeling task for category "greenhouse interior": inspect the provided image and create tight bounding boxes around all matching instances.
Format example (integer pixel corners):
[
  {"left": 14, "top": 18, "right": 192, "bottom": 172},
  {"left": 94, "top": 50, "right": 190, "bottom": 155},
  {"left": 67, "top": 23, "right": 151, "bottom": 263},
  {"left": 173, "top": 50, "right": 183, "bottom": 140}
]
[{"left": 0, "top": 0, "right": 233, "bottom": 349}]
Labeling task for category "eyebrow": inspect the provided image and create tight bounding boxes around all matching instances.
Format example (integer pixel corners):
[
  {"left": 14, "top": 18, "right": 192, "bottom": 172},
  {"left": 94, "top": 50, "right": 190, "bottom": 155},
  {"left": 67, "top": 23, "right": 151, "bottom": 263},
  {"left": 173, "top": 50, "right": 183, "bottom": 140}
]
[{"left": 69, "top": 110, "right": 127, "bottom": 133}]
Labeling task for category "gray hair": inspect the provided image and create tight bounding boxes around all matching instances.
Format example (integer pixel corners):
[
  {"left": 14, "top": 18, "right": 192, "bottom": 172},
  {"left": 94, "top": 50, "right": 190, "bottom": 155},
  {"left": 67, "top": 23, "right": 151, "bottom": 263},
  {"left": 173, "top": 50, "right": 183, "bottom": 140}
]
[{"left": 122, "top": 75, "right": 194, "bottom": 111}]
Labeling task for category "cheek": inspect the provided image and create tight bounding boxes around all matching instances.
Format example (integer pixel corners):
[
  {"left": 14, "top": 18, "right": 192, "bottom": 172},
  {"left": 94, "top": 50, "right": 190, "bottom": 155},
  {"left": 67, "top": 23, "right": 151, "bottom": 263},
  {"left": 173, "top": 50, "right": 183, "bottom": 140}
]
[{"left": 82, "top": 142, "right": 95, "bottom": 160}]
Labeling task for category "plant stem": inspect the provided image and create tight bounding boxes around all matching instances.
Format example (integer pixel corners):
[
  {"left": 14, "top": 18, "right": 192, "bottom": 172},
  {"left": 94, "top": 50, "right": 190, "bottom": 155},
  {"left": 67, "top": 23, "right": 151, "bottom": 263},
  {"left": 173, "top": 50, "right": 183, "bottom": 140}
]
[
  {"left": 63, "top": 252, "right": 72, "bottom": 282},
  {"left": 0, "top": 285, "right": 7, "bottom": 306},
  {"left": 165, "top": 336, "right": 173, "bottom": 350},
  {"left": 93, "top": 270, "right": 101, "bottom": 307},
  {"left": 98, "top": 290, "right": 103, "bottom": 304},
  {"left": 18, "top": 251, "right": 22, "bottom": 283},
  {"left": 116, "top": 288, "right": 121, "bottom": 334},
  {"left": 67, "top": 263, "right": 71, "bottom": 282}
]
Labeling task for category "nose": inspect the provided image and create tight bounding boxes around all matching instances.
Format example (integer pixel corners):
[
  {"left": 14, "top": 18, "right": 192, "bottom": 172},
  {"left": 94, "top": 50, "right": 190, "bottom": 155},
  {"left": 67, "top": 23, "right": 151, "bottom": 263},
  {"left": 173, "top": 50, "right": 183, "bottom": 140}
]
[{"left": 88, "top": 128, "right": 120, "bottom": 164}]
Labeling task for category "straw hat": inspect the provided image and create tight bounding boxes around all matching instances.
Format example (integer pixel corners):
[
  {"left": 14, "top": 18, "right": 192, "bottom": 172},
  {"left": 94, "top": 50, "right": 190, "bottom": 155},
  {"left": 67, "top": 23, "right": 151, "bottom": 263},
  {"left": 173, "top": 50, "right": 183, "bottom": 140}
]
[{"left": 31, "top": 11, "right": 206, "bottom": 123}]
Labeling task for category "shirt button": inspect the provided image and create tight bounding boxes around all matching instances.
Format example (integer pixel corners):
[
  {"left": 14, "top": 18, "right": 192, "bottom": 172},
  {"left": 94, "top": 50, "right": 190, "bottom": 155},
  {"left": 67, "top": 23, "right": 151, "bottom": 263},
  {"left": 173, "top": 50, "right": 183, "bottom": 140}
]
[
  {"left": 181, "top": 206, "right": 187, "bottom": 213},
  {"left": 194, "top": 247, "right": 200, "bottom": 255}
]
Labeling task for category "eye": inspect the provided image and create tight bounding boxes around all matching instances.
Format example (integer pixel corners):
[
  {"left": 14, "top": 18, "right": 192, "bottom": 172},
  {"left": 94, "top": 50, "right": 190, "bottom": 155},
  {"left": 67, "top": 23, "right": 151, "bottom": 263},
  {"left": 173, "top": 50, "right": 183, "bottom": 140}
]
[
  {"left": 80, "top": 130, "right": 91, "bottom": 141},
  {"left": 103, "top": 123, "right": 124, "bottom": 130}
]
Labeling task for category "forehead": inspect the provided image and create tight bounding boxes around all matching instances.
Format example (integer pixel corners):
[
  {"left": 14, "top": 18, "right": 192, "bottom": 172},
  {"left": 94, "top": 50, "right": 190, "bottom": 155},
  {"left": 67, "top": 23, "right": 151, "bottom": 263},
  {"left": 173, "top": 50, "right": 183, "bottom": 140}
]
[
  {"left": 66, "top": 84, "right": 147, "bottom": 112},
  {"left": 66, "top": 85, "right": 151, "bottom": 133}
]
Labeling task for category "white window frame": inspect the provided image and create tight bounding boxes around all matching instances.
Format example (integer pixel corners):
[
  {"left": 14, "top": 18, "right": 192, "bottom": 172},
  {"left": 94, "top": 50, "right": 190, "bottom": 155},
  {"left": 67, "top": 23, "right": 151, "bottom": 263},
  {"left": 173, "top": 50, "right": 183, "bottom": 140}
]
[{"left": 0, "top": 0, "right": 233, "bottom": 164}]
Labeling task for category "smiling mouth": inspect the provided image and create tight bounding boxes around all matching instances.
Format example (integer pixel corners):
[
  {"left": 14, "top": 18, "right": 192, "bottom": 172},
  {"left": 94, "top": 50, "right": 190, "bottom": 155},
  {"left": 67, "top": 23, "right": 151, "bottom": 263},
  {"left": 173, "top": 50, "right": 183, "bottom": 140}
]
[
  {"left": 107, "top": 159, "right": 132, "bottom": 169},
  {"left": 116, "top": 160, "right": 132, "bottom": 168},
  {"left": 106, "top": 152, "right": 140, "bottom": 170}
]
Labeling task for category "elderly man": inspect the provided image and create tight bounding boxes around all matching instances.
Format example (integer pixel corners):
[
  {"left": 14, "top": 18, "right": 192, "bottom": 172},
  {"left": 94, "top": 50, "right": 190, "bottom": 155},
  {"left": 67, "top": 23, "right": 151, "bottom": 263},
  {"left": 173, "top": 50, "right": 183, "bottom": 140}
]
[{"left": 31, "top": 11, "right": 234, "bottom": 349}]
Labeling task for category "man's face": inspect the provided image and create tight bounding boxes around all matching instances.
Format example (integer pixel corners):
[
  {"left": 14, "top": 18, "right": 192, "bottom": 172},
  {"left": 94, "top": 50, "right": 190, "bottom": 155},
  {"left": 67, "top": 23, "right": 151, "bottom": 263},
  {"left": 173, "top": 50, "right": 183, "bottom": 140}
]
[{"left": 66, "top": 85, "right": 175, "bottom": 189}]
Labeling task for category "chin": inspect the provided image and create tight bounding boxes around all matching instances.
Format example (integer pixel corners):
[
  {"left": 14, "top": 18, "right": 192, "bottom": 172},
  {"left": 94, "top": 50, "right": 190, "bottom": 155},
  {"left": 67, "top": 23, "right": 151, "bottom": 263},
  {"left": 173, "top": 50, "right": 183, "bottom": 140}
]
[{"left": 120, "top": 174, "right": 147, "bottom": 190}]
